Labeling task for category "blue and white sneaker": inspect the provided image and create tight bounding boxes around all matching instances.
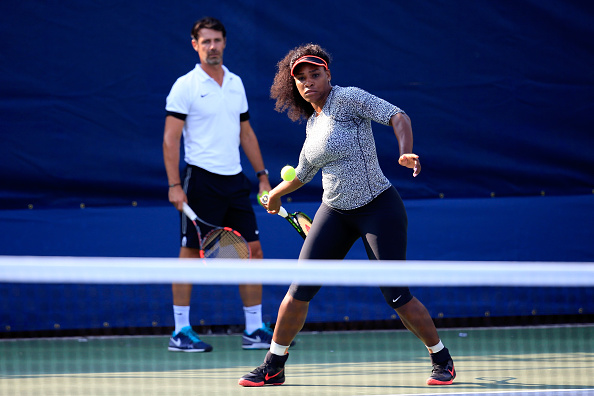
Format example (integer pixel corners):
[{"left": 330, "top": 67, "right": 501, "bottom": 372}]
[
  {"left": 242, "top": 324, "right": 296, "bottom": 350},
  {"left": 242, "top": 324, "right": 274, "bottom": 350},
  {"left": 168, "top": 326, "right": 213, "bottom": 352}
]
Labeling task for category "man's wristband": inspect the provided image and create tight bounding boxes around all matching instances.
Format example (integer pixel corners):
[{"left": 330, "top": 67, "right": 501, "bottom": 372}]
[
  {"left": 168, "top": 183, "right": 182, "bottom": 188},
  {"left": 255, "top": 169, "right": 269, "bottom": 178}
]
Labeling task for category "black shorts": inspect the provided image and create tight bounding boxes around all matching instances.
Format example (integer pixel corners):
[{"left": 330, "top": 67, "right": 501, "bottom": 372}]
[
  {"left": 181, "top": 165, "right": 259, "bottom": 248},
  {"left": 288, "top": 186, "right": 413, "bottom": 309}
]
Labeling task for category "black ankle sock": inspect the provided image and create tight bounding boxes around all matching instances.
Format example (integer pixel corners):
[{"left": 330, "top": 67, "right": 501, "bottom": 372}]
[
  {"left": 265, "top": 351, "right": 289, "bottom": 366},
  {"left": 430, "top": 347, "right": 451, "bottom": 365}
]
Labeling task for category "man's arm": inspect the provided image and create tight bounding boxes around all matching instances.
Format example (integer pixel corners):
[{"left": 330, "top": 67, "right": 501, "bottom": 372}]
[
  {"left": 163, "top": 115, "right": 186, "bottom": 211},
  {"left": 239, "top": 120, "right": 272, "bottom": 193}
]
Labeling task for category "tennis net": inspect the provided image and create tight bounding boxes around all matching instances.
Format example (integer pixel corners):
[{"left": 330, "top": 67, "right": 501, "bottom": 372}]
[{"left": 1, "top": 256, "right": 593, "bottom": 396}]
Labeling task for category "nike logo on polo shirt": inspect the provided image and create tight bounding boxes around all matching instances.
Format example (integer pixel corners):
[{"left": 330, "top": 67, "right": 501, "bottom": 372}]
[{"left": 201, "top": 93, "right": 209, "bottom": 98}]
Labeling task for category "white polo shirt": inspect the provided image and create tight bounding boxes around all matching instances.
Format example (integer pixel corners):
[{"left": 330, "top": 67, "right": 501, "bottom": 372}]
[{"left": 166, "top": 64, "right": 249, "bottom": 175}]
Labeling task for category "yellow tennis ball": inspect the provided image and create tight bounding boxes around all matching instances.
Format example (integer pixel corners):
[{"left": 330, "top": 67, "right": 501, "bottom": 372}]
[{"left": 281, "top": 166, "right": 296, "bottom": 181}]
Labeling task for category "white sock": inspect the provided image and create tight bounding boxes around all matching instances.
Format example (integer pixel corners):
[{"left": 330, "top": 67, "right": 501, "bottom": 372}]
[
  {"left": 173, "top": 305, "right": 190, "bottom": 334},
  {"left": 426, "top": 340, "right": 444, "bottom": 354},
  {"left": 270, "top": 341, "right": 290, "bottom": 356},
  {"left": 243, "top": 304, "right": 263, "bottom": 334}
]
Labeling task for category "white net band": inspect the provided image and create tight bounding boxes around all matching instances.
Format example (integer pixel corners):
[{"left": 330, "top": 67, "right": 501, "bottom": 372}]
[{"left": 1, "top": 256, "right": 592, "bottom": 286}]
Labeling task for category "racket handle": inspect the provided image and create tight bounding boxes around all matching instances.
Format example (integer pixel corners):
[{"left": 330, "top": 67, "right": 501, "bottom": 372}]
[
  {"left": 260, "top": 193, "right": 288, "bottom": 218},
  {"left": 182, "top": 202, "right": 198, "bottom": 221}
]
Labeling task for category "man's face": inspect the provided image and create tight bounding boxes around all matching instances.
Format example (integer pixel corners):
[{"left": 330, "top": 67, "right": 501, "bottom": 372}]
[{"left": 192, "top": 28, "right": 226, "bottom": 66}]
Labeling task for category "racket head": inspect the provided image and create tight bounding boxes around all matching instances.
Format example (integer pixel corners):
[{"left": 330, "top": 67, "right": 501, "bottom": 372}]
[
  {"left": 294, "top": 212, "right": 312, "bottom": 237},
  {"left": 186, "top": 219, "right": 205, "bottom": 258},
  {"left": 285, "top": 211, "right": 312, "bottom": 239},
  {"left": 201, "top": 227, "right": 251, "bottom": 259}
]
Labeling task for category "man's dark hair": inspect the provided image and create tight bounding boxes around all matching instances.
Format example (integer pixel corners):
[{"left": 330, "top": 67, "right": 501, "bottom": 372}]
[{"left": 191, "top": 17, "right": 226, "bottom": 40}]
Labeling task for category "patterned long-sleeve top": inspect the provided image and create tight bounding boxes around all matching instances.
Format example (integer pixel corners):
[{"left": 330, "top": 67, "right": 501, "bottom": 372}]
[{"left": 295, "top": 85, "right": 404, "bottom": 210}]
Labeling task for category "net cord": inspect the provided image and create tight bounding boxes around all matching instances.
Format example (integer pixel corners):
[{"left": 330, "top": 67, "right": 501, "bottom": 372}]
[{"left": 0, "top": 256, "right": 592, "bottom": 286}]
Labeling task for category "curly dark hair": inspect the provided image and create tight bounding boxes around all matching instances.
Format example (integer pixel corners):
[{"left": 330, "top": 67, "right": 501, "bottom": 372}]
[{"left": 270, "top": 43, "right": 332, "bottom": 122}]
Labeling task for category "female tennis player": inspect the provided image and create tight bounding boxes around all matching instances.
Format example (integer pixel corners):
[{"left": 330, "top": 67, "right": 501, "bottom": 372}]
[{"left": 239, "top": 44, "right": 455, "bottom": 387}]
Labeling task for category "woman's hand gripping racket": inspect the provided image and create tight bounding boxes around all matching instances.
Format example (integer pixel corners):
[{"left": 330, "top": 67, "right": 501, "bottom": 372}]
[
  {"left": 260, "top": 194, "right": 312, "bottom": 240},
  {"left": 182, "top": 202, "right": 251, "bottom": 259}
]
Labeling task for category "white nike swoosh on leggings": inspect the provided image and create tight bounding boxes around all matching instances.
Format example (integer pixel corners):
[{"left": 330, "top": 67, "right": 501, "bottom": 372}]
[{"left": 393, "top": 295, "right": 402, "bottom": 303}]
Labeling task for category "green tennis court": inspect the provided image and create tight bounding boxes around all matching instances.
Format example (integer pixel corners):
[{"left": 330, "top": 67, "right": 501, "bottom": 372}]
[{"left": 1, "top": 325, "right": 593, "bottom": 395}]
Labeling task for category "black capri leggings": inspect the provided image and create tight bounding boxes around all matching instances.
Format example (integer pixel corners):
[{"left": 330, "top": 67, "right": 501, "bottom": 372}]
[{"left": 288, "top": 186, "right": 414, "bottom": 309}]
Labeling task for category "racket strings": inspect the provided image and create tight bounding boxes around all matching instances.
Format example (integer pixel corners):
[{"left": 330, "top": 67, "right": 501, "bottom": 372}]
[
  {"left": 296, "top": 214, "right": 312, "bottom": 235},
  {"left": 202, "top": 228, "right": 251, "bottom": 259}
]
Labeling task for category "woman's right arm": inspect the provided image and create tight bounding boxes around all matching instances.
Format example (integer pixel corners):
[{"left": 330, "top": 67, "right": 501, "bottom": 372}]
[
  {"left": 264, "top": 146, "right": 316, "bottom": 213},
  {"left": 264, "top": 178, "right": 305, "bottom": 214}
]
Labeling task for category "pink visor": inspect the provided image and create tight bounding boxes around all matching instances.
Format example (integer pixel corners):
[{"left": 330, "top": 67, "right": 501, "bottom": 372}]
[{"left": 290, "top": 55, "right": 328, "bottom": 76}]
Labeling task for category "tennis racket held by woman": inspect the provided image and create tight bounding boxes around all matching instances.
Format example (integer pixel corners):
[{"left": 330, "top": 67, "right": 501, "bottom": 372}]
[
  {"left": 260, "top": 194, "right": 312, "bottom": 240},
  {"left": 182, "top": 202, "right": 251, "bottom": 259}
]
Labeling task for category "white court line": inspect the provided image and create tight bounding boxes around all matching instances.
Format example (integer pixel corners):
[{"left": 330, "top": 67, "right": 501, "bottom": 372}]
[{"left": 362, "top": 390, "right": 594, "bottom": 396}]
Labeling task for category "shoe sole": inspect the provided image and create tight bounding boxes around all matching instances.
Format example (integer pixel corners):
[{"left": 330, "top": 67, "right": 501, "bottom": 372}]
[
  {"left": 426, "top": 378, "right": 455, "bottom": 385},
  {"left": 242, "top": 343, "right": 272, "bottom": 350},
  {"left": 168, "top": 347, "right": 212, "bottom": 352},
  {"left": 238, "top": 379, "right": 284, "bottom": 387}
]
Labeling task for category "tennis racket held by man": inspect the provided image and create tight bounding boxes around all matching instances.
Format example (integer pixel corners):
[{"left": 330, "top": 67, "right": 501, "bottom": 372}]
[
  {"left": 260, "top": 194, "right": 312, "bottom": 240},
  {"left": 182, "top": 202, "right": 251, "bottom": 259}
]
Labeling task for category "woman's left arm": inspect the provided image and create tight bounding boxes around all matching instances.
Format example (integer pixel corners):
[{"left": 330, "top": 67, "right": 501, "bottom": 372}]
[{"left": 390, "top": 112, "right": 421, "bottom": 177}]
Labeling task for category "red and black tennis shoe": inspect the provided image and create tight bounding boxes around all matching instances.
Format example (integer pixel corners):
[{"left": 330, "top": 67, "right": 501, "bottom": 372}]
[
  {"left": 427, "top": 358, "right": 456, "bottom": 385},
  {"left": 238, "top": 352, "right": 288, "bottom": 387}
]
